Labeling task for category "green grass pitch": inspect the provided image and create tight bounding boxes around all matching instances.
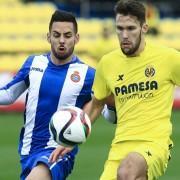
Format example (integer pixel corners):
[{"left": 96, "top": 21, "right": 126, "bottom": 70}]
[{"left": 0, "top": 111, "right": 180, "bottom": 180}]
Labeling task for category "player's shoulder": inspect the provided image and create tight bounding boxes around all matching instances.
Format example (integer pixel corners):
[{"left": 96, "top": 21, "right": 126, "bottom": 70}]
[
  {"left": 147, "top": 41, "right": 179, "bottom": 55},
  {"left": 25, "top": 53, "right": 49, "bottom": 64},
  {"left": 75, "top": 56, "right": 95, "bottom": 73},
  {"left": 98, "top": 48, "right": 121, "bottom": 67},
  {"left": 22, "top": 54, "right": 37, "bottom": 68},
  {"left": 146, "top": 41, "right": 180, "bottom": 70},
  {"left": 102, "top": 48, "right": 120, "bottom": 59},
  {"left": 21, "top": 53, "right": 49, "bottom": 71}
]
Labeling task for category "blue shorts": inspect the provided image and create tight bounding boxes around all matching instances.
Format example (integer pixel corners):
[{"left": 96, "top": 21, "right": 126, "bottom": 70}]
[{"left": 20, "top": 147, "right": 77, "bottom": 180}]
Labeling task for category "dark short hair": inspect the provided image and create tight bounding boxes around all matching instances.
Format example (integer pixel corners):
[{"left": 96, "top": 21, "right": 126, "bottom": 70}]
[
  {"left": 114, "top": 0, "right": 146, "bottom": 25},
  {"left": 49, "top": 10, "right": 78, "bottom": 33}
]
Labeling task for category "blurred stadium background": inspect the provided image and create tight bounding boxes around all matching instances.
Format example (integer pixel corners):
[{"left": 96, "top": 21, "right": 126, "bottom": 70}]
[{"left": 0, "top": 0, "right": 180, "bottom": 179}]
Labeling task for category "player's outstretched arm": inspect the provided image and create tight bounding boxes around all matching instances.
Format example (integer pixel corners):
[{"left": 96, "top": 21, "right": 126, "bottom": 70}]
[
  {"left": 0, "top": 57, "right": 31, "bottom": 105},
  {"left": 84, "top": 96, "right": 105, "bottom": 124},
  {"left": 84, "top": 94, "right": 116, "bottom": 124},
  {"left": 0, "top": 82, "right": 27, "bottom": 105}
]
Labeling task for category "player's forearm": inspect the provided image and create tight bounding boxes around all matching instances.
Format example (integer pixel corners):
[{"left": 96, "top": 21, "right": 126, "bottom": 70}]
[
  {"left": 0, "top": 89, "right": 14, "bottom": 104},
  {"left": 84, "top": 97, "right": 105, "bottom": 124},
  {"left": 0, "top": 81, "right": 27, "bottom": 105}
]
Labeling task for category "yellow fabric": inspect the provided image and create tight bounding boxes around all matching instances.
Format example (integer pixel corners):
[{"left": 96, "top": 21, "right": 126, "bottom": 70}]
[
  {"left": 93, "top": 41, "right": 180, "bottom": 144},
  {"left": 100, "top": 141, "right": 170, "bottom": 180}
]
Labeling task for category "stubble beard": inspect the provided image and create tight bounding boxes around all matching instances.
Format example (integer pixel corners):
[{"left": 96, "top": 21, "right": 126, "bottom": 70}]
[
  {"left": 52, "top": 46, "right": 74, "bottom": 62},
  {"left": 121, "top": 31, "right": 142, "bottom": 56}
]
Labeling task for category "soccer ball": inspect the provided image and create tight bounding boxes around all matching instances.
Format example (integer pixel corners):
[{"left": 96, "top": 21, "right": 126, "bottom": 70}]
[{"left": 49, "top": 106, "right": 91, "bottom": 147}]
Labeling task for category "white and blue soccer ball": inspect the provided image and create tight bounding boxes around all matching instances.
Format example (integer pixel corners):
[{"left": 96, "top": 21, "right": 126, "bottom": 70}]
[{"left": 49, "top": 106, "right": 91, "bottom": 147}]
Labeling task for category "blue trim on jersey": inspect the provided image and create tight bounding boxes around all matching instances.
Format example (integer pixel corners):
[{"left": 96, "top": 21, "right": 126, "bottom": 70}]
[{"left": 75, "top": 66, "right": 95, "bottom": 108}]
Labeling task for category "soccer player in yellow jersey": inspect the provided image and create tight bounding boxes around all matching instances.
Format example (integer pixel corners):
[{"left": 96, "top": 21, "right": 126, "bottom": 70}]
[
  {"left": 85, "top": 0, "right": 180, "bottom": 180},
  {"left": 48, "top": 0, "right": 180, "bottom": 179}
]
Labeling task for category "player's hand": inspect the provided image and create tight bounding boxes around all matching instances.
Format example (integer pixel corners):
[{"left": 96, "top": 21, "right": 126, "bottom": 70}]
[{"left": 49, "top": 145, "right": 73, "bottom": 163}]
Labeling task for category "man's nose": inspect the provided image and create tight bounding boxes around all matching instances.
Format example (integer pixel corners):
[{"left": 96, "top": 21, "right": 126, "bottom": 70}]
[
  {"left": 59, "top": 36, "right": 65, "bottom": 43},
  {"left": 122, "top": 30, "right": 128, "bottom": 38}
]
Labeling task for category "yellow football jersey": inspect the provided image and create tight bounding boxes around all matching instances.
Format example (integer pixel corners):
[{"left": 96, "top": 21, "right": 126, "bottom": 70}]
[{"left": 93, "top": 41, "right": 180, "bottom": 144}]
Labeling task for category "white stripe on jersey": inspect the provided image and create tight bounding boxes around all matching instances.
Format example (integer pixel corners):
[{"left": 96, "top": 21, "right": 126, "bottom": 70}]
[
  {"left": 21, "top": 55, "right": 48, "bottom": 155},
  {"left": 46, "top": 63, "right": 88, "bottom": 148},
  {"left": 57, "top": 63, "right": 88, "bottom": 108}
]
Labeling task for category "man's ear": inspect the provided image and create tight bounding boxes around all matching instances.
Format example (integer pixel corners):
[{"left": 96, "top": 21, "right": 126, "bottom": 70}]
[
  {"left": 47, "top": 32, "right": 51, "bottom": 43},
  {"left": 142, "top": 23, "right": 148, "bottom": 34},
  {"left": 75, "top": 33, "right": 80, "bottom": 44}
]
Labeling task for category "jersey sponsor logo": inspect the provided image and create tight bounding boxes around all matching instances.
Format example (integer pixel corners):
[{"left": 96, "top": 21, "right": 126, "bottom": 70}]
[
  {"left": 70, "top": 71, "right": 81, "bottom": 83},
  {"left": 115, "top": 81, "right": 158, "bottom": 96},
  {"left": 119, "top": 92, "right": 154, "bottom": 103},
  {"left": 115, "top": 80, "right": 158, "bottom": 103},
  {"left": 145, "top": 66, "right": 155, "bottom": 77},
  {"left": 30, "top": 67, "right": 44, "bottom": 73}
]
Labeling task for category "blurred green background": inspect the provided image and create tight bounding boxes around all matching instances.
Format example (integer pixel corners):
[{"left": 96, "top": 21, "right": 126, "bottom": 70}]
[{"left": 0, "top": 111, "right": 180, "bottom": 180}]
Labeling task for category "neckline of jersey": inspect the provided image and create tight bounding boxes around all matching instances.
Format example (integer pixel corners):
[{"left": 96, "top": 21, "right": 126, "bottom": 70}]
[
  {"left": 47, "top": 53, "right": 78, "bottom": 67},
  {"left": 122, "top": 41, "right": 149, "bottom": 61}
]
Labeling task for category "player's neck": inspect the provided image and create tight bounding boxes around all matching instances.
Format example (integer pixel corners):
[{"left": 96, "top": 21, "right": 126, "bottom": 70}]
[{"left": 137, "top": 38, "right": 146, "bottom": 55}]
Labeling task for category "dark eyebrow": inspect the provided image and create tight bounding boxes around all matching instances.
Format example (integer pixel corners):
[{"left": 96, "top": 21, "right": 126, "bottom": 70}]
[
  {"left": 64, "top": 31, "right": 73, "bottom": 35},
  {"left": 52, "top": 30, "right": 60, "bottom": 34},
  {"left": 116, "top": 25, "right": 123, "bottom": 29},
  {"left": 52, "top": 30, "right": 73, "bottom": 34}
]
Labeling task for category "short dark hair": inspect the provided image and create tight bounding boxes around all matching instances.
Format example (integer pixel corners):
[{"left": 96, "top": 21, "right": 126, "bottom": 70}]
[
  {"left": 114, "top": 0, "right": 146, "bottom": 25},
  {"left": 49, "top": 10, "right": 78, "bottom": 33}
]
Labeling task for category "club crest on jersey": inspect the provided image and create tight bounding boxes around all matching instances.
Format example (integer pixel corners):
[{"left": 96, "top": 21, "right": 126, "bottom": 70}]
[
  {"left": 70, "top": 71, "right": 80, "bottom": 83},
  {"left": 145, "top": 66, "right": 155, "bottom": 77}
]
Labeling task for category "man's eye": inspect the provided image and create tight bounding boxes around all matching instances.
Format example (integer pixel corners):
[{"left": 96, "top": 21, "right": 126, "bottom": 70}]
[
  {"left": 128, "top": 27, "right": 136, "bottom": 30},
  {"left": 53, "top": 33, "right": 60, "bottom": 38},
  {"left": 65, "top": 34, "right": 72, "bottom": 38},
  {"left": 117, "top": 26, "right": 123, "bottom": 31}
]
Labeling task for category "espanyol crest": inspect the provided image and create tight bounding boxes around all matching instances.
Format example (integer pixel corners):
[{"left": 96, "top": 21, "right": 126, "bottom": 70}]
[{"left": 70, "top": 71, "right": 81, "bottom": 83}]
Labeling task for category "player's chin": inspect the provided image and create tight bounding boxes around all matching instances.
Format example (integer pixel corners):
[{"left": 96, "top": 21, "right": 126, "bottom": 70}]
[
  {"left": 121, "top": 48, "right": 131, "bottom": 55},
  {"left": 56, "top": 53, "right": 68, "bottom": 60},
  {"left": 57, "top": 50, "right": 66, "bottom": 56}
]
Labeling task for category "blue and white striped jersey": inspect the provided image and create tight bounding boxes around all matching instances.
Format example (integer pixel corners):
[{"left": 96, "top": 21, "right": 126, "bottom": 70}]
[{"left": 0, "top": 53, "right": 95, "bottom": 155}]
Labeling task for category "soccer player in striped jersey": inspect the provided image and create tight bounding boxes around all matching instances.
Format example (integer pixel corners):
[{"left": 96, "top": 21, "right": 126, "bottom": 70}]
[{"left": 0, "top": 10, "right": 116, "bottom": 180}]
